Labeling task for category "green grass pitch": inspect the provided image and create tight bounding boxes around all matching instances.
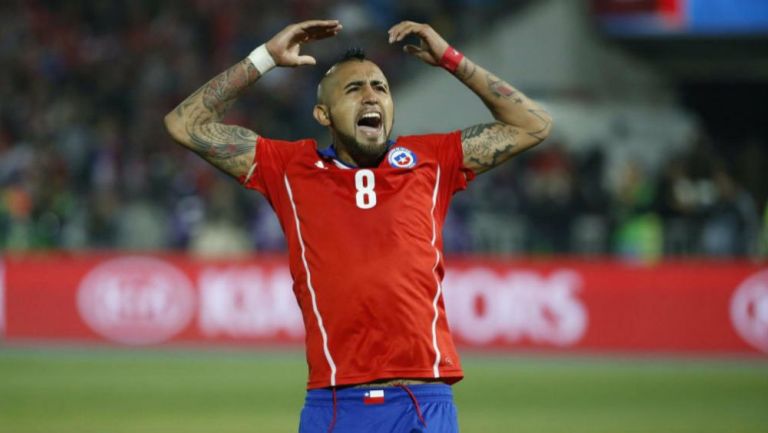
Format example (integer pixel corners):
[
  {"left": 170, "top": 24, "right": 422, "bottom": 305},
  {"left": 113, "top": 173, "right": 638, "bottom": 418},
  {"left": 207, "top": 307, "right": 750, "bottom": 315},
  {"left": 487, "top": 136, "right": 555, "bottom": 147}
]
[{"left": 1, "top": 347, "right": 766, "bottom": 433}]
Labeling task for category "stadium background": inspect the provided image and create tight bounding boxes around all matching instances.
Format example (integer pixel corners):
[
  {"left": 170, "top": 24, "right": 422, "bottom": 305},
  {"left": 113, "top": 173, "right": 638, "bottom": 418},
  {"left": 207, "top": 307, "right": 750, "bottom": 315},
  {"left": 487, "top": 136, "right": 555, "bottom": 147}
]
[{"left": 1, "top": 1, "right": 767, "bottom": 432}]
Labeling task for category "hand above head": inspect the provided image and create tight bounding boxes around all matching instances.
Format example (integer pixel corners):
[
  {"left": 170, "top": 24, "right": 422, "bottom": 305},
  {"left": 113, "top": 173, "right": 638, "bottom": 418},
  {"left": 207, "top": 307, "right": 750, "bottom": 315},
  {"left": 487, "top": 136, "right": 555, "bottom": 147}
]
[
  {"left": 265, "top": 20, "right": 343, "bottom": 67},
  {"left": 388, "top": 21, "right": 450, "bottom": 66}
]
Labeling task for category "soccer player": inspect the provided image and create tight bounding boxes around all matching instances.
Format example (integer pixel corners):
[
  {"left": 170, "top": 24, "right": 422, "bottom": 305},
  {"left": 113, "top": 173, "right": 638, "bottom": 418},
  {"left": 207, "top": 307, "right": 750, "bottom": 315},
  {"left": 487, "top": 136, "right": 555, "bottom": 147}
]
[{"left": 165, "top": 19, "right": 551, "bottom": 433}]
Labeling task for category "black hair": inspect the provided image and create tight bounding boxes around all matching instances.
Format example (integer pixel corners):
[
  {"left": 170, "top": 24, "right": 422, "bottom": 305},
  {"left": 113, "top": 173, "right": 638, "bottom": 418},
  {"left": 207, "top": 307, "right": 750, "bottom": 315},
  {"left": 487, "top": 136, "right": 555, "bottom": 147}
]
[
  {"left": 340, "top": 47, "right": 367, "bottom": 63},
  {"left": 316, "top": 48, "right": 371, "bottom": 102}
]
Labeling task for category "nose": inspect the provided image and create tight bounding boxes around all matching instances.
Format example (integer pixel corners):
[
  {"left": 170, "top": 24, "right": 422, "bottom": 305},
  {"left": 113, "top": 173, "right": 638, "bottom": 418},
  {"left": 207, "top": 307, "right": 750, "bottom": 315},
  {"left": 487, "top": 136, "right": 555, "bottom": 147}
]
[{"left": 361, "top": 84, "right": 378, "bottom": 104}]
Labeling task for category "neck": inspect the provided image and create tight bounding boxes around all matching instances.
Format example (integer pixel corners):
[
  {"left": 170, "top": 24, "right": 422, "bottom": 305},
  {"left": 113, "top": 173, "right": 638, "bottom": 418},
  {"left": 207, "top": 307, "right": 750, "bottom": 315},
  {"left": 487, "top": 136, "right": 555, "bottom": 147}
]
[
  {"left": 333, "top": 140, "right": 387, "bottom": 168},
  {"left": 331, "top": 132, "right": 389, "bottom": 168}
]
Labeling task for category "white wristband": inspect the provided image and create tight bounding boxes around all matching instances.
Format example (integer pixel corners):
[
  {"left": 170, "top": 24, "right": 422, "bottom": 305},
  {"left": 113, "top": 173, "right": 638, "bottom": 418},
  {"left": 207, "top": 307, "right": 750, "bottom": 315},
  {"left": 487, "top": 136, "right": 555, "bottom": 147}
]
[{"left": 247, "top": 44, "right": 276, "bottom": 75}]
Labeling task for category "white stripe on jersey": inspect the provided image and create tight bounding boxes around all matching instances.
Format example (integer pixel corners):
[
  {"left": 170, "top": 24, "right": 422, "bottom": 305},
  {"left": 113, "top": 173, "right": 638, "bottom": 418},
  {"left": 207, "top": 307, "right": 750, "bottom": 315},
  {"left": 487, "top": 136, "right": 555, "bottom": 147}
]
[
  {"left": 243, "top": 162, "right": 258, "bottom": 184},
  {"left": 284, "top": 175, "right": 338, "bottom": 386},
  {"left": 332, "top": 159, "right": 352, "bottom": 169},
  {"left": 429, "top": 167, "right": 443, "bottom": 378}
]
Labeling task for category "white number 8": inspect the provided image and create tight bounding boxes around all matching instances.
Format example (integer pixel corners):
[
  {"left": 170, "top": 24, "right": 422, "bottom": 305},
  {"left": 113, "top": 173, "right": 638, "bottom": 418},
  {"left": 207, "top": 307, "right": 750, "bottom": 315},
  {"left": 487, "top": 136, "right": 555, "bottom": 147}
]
[{"left": 354, "top": 169, "right": 377, "bottom": 209}]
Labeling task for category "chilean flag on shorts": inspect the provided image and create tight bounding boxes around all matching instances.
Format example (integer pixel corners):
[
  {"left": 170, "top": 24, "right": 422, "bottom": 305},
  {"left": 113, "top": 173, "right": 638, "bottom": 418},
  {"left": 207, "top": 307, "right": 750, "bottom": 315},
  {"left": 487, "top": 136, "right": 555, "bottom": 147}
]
[{"left": 363, "top": 390, "right": 385, "bottom": 405}]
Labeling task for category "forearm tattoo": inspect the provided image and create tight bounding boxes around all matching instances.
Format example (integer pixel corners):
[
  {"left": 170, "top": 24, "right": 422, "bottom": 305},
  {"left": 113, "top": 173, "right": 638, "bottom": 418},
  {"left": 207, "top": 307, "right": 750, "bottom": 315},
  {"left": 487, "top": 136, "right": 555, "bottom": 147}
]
[
  {"left": 461, "top": 122, "right": 519, "bottom": 173},
  {"left": 173, "top": 59, "right": 261, "bottom": 174},
  {"left": 201, "top": 59, "right": 257, "bottom": 117},
  {"left": 456, "top": 64, "right": 552, "bottom": 173},
  {"left": 456, "top": 59, "right": 476, "bottom": 81},
  {"left": 486, "top": 73, "right": 523, "bottom": 104}
]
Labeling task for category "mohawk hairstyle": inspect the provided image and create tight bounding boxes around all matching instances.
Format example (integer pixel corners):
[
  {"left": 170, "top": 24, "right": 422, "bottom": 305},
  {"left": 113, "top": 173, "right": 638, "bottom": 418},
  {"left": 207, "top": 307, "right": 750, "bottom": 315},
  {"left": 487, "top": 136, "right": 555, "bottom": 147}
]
[
  {"left": 341, "top": 47, "right": 367, "bottom": 63},
  {"left": 316, "top": 47, "right": 371, "bottom": 103}
]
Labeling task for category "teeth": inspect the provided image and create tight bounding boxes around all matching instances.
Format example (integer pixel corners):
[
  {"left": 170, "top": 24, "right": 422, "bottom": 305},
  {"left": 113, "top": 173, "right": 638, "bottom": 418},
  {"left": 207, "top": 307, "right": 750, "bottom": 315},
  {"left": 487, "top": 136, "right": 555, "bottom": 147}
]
[{"left": 361, "top": 113, "right": 381, "bottom": 120}]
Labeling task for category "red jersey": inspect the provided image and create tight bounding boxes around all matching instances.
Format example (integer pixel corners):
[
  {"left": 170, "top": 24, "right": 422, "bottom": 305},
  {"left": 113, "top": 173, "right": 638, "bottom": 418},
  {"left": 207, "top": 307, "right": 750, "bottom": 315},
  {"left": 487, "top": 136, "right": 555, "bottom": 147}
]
[{"left": 238, "top": 131, "right": 474, "bottom": 389}]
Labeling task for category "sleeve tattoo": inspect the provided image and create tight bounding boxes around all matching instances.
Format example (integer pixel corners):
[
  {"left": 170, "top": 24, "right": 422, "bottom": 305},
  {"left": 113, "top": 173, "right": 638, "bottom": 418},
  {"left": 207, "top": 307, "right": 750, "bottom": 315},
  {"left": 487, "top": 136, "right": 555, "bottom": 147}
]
[
  {"left": 461, "top": 122, "right": 520, "bottom": 173},
  {"left": 459, "top": 69, "right": 552, "bottom": 174},
  {"left": 487, "top": 73, "right": 523, "bottom": 104},
  {"left": 172, "top": 59, "right": 260, "bottom": 176}
]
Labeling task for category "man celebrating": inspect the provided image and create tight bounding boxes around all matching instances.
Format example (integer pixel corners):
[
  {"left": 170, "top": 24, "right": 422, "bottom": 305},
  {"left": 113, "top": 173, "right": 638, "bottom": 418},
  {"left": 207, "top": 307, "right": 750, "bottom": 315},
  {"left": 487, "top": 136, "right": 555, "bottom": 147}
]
[{"left": 166, "top": 19, "right": 551, "bottom": 433}]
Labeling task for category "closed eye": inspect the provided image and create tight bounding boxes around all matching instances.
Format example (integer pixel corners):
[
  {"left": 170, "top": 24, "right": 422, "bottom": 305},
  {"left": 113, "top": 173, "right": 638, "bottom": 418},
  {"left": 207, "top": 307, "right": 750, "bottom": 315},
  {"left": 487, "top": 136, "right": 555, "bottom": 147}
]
[{"left": 344, "top": 81, "right": 364, "bottom": 93}]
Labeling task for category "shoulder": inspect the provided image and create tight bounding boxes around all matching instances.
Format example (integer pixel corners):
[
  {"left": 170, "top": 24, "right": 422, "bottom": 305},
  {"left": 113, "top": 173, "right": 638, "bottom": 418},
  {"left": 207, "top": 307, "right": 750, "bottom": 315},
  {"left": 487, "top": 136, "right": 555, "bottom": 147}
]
[
  {"left": 258, "top": 136, "right": 319, "bottom": 162},
  {"left": 392, "top": 131, "right": 463, "bottom": 165},
  {"left": 258, "top": 136, "right": 318, "bottom": 150},
  {"left": 394, "top": 131, "right": 461, "bottom": 148}
]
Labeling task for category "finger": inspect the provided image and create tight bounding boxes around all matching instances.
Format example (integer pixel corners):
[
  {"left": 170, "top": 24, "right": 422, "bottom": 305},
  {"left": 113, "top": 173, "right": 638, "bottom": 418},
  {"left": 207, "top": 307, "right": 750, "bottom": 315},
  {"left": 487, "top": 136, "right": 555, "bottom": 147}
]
[
  {"left": 296, "top": 55, "right": 317, "bottom": 66},
  {"left": 403, "top": 44, "right": 432, "bottom": 63},
  {"left": 389, "top": 26, "right": 411, "bottom": 44},
  {"left": 392, "top": 23, "right": 426, "bottom": 44},
  {"left": 305, "top": 23, "right": 342, "bottom": 34},
  {"left": 387, "top": 21, "right": 416, "bottom": 43},
  {"left": 403, "top": 44, "right": 422, "bottom": 55},
  {"left": 388, "top": 22, "right": 415, "bottom": 43},
  {"left": 297, "top": 19, "right": 341, "bottom": 30},
  {"left": 396, "top": 21, "right": 425, "bottom": 39},
  {"left": 400, "top": 24, "right": 430, "bottom": 42},
  {"left": 305, "top": 25, "right": 342, "bottom": 40},
  {"left": 287, "top": 20, "right": 341, "bottom": 41},
  {"left": 387, "top": 20, "right": 417, "bottom": 36},
  {"left": 290, "top": 26, "right": 341, "bottom": 46}
]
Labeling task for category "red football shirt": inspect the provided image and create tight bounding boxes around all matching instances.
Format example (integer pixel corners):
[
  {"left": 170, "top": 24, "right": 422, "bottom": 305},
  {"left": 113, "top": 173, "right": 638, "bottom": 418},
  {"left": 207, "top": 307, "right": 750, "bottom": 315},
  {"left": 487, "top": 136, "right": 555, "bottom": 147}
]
[{"left": 239, "top": 131, "right": 474, "bottom": 389}]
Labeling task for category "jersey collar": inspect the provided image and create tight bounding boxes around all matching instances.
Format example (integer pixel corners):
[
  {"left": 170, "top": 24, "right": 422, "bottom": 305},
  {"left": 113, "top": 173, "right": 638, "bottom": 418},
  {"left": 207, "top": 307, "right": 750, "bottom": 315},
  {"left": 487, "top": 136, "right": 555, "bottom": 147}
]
[{"left": 317, "top": 141, "right": 395, "bottom": 169}]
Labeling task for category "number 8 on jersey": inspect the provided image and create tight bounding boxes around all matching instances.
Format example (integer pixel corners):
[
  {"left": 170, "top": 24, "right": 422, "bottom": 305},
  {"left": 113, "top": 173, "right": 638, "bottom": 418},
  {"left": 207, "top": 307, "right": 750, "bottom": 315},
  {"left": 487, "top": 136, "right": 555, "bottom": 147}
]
[{"left": 354, "top": 169, "right": 377, "bottom": 209}]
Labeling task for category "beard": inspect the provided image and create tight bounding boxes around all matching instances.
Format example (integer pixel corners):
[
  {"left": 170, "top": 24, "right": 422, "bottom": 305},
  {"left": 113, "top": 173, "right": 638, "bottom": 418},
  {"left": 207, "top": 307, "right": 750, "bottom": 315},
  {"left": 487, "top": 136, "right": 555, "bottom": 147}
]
[
  {"left": 351, "top": 132, "right": 388, "bottom": 154},
  {"left": 330, "top": 112, "right": 393, "bottom": 166}
]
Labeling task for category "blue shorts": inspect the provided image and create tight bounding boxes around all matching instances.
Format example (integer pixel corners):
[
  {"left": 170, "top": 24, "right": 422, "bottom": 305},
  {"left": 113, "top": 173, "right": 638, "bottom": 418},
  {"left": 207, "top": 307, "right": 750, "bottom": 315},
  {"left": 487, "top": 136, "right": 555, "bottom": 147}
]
[{"left": 299, "top": 383, "right": 459, "bottom": 433}]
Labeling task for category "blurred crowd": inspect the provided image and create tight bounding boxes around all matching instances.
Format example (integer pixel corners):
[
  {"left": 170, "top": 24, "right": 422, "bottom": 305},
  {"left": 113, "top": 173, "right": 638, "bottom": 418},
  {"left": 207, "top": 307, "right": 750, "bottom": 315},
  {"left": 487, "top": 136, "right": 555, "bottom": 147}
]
[
  {"left": 453, "top": 134, "right": 767, "bottom": 259},
  {"left": 0, "top": 0, "right": 766, "bottom": 259}
]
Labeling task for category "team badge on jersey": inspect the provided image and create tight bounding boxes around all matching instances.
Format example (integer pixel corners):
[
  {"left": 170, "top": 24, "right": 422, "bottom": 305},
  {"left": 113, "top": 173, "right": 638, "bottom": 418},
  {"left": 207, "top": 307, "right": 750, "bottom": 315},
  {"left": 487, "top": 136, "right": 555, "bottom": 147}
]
[{"left": 387, "top": 147, "right": 417, "bottom": 169}]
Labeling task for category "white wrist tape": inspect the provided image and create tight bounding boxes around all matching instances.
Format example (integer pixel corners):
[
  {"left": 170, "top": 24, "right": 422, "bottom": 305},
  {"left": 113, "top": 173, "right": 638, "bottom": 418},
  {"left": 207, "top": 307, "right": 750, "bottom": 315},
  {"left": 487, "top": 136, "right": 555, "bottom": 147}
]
[{"left": 247, "top": 44, "right": 276, "bottom": 75}]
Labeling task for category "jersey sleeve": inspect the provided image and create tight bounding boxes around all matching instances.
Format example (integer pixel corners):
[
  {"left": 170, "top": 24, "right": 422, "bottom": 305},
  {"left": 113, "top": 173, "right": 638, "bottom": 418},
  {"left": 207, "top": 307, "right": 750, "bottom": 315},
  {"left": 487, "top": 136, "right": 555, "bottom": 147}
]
[{"left": 237, "top": 136, "right": 310, "bottom": 200}]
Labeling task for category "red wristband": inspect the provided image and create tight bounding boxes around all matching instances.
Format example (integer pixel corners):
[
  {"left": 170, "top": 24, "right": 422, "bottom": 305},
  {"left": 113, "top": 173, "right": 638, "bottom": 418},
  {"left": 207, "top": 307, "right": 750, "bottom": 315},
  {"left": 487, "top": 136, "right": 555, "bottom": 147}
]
[{"left": 439, "top": 46, "right": 464, "bottom": 73}]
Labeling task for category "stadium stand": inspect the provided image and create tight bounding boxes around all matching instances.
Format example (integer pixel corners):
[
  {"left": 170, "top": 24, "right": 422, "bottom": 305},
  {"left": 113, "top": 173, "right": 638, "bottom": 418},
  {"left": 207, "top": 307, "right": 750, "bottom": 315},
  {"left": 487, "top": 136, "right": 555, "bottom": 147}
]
[{"left": 0, "top": 0, "right": 765, "bottom": 258}]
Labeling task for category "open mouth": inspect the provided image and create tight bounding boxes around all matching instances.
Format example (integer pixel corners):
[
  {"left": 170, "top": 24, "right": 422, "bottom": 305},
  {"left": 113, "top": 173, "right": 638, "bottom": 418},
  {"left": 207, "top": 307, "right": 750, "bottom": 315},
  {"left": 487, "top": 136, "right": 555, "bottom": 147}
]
[{"left": 356, "top": 112, "right": 383, "bottom": 137}]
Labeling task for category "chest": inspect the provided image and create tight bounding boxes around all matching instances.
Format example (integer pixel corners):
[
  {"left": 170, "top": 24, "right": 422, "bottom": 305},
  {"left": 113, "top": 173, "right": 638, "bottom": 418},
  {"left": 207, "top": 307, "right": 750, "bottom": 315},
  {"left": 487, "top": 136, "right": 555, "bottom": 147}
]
[{"left": 280, "top": 149, "right": 441, "bottom": 228}]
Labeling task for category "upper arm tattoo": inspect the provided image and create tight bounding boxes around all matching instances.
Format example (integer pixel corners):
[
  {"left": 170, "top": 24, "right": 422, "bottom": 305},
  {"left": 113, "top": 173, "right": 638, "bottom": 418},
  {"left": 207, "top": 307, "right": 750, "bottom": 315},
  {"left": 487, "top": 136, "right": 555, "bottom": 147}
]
[
  {"left": 171, "top": 58, "right": 260, "bottom": 178},
  {"left": 187, "top": 123, "right": 257, "bottom": 176},
  {"left": 461, "top": 122, "right": 520, "bottom": 174}
]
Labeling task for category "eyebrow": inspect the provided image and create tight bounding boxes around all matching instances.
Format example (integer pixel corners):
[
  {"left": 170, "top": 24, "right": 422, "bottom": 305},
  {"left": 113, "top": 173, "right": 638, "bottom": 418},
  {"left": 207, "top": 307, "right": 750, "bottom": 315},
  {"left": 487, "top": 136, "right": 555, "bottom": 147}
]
[{"left": 343, "top": 80, "right": 388, "bottom": 90}]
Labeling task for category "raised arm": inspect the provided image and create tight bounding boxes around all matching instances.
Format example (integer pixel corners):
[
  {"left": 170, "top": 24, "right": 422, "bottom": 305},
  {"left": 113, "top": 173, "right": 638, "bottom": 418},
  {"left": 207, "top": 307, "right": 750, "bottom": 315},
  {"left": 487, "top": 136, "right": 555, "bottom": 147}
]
[
  {"left": 164, "top": 20, "right": 343, "bottom": 178},
  {"left": 389, "top": 21, "right": 552, "bottom": 175}
]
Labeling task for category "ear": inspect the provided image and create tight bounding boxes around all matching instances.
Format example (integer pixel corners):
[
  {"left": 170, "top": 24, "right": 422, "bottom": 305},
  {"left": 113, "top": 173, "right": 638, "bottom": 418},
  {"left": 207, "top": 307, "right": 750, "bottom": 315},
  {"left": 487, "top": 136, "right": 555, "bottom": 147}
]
[{"left": 313, "top": 105, "right": 331, "bottom": 127}]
